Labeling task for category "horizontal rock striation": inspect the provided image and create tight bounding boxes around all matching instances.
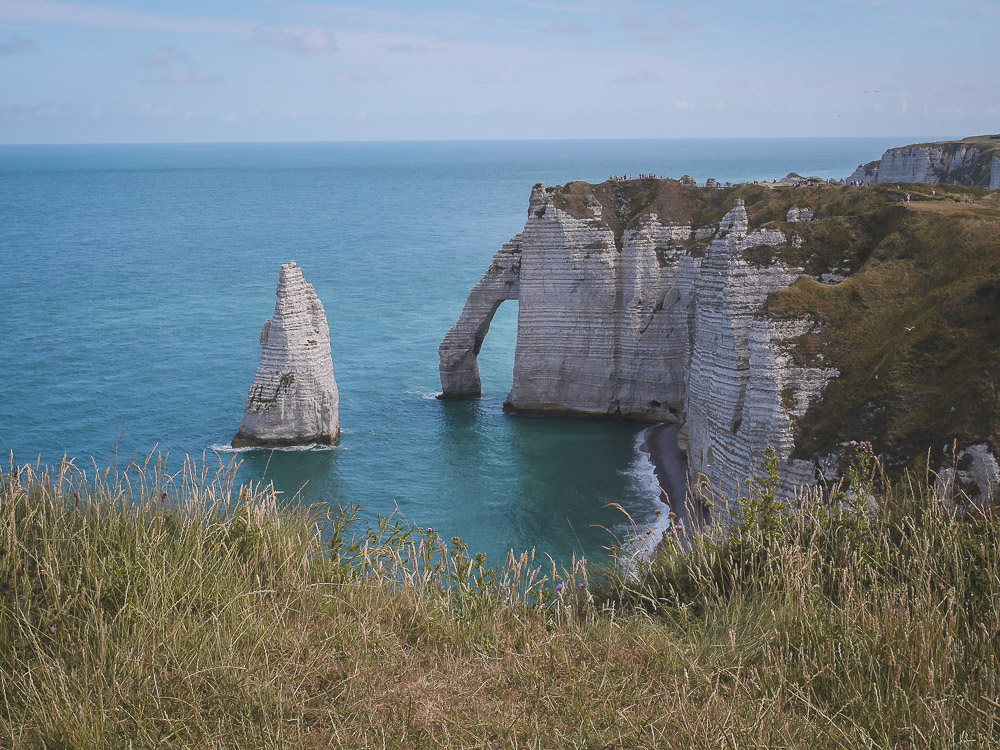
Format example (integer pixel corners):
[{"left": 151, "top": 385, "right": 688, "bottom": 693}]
[
  {"left": 233, "top": 262, "right": 340, "bottom": 448},
  {"left": 847, "top": 135, "right": 1000, "bottom": 188},
  {"left": 440, "top": 183, "right": 839, "bottom": 498},
  {"left": 439, "top": 236, "right": 521, "bottom": 399}
]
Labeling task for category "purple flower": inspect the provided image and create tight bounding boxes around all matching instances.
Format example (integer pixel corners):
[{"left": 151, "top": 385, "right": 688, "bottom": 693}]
[
  {"left": 50, "top": 626, "right": 56, "bottom": 632},
  {"left": 556, "top": 583, "right": 565, "bottom": 592},
  {"left": 577, "top": 583, "right": 586, "bottom": 589}
]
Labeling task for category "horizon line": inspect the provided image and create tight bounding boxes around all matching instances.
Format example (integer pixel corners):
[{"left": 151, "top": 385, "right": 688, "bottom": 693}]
[{"left": 0, "top": 134, "right": 967, "bottom": 148}]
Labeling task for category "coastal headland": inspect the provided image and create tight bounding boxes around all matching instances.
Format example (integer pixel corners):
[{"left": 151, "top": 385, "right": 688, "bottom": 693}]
[{"left": 442, "top": 169, "right": 1000, "bottom": 505}]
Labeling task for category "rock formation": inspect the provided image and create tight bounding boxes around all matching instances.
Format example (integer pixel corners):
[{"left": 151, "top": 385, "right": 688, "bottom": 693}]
[
  {"left": 439, "top": 184, "right": 836, "bottom": 498},
  {"left": 847, "top": 135, "right": 1000, "bottom": 188},
  {"left": 441, "top": 178, "right": 1000, "bottom": 503},
  {"left": 233, "top": 262, "right": 340, "bottom": 448}
]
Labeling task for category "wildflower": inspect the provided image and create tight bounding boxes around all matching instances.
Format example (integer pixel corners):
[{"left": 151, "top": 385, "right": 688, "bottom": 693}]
[
  {"left": 577, "top": 583, "right": 586, "bottom": 589},
  {"left": 556, "top": 583, "right": 565, "bottom": 592},
  {"left": 50, "top": 626, "right": 56, "bottom": 632},
  {"left": 426, "top": 527, "right": 435, "bottom": 534}
]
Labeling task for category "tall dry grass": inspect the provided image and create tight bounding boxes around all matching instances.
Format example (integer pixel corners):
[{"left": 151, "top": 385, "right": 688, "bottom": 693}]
[{"left": 1, "top": 447, "right": 998, "bottom": 748}]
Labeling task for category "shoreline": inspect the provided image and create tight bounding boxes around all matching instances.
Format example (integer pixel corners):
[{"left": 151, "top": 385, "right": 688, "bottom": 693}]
[{"left": 639, "top": 422, "right": 705, "bottom": 530}]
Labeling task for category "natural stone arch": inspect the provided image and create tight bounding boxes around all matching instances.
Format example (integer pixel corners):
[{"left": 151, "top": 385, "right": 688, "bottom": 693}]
[{"left": 438, "top": 236, "right": 521, "bottom": 398}]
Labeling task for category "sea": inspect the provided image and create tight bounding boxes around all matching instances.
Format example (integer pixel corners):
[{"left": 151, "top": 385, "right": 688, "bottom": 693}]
[{"left": 0, "top": 137, "right": 911, "bottom": 565}]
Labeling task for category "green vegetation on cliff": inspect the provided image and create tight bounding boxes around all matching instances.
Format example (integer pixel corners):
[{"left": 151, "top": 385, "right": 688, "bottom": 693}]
[
  {"left": 2, "top": 455, "right": 998, "bottom": 748},
  {"left": 554, "top": 178, "right": 1000, "bottom": 473}
]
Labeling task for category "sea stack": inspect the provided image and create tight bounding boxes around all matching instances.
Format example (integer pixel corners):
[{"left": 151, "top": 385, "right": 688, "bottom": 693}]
[{"left": 232, "top": 262, "right": 340, "bottom": 448}]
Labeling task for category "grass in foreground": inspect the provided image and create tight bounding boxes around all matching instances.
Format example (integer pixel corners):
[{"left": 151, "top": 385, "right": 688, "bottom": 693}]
[{"left": 1, "top": 450, "right": 998, "bottom": 748}]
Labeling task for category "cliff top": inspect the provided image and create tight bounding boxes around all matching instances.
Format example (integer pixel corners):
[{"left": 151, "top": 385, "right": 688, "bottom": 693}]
[
  {"left": 549, "top": 178, "right": 1000, "bottom": 471},
  {"left": 901, "top": 134, "right": 1000, "bottom": 151}
]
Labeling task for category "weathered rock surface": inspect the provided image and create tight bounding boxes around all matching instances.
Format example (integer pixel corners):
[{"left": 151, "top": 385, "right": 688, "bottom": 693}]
[
  {"left": 847, "top": 135, "right": 1000, "bottom": 188},
  {"left": 233, "top": 262, "right": 340, "bottom": 448},
  {"left": 442, "top": 178, "right": 1000, "bottom": 502},
  {"left": 934, "top": 444, "right": 1000, "bottom": 507},
  {"left": 440, "top": 185, "right": 837, "bottom": 497},
  {"left": 439, "top": 237, "right": 521, "bottom": 399}
]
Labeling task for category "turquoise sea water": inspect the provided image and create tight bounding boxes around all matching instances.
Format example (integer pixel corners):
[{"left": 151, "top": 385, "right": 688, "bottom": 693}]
[{"left": 0, "top": 138, "right": 908, "bottom": 564}]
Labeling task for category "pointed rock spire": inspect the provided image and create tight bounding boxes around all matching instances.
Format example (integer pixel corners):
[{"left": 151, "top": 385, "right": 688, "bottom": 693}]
[{"left": 232, "top": 261, "right": 340, "bottom": 448}]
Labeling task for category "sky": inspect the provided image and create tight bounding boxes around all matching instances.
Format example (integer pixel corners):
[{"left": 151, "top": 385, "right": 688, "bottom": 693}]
[{"left": 0, "top": 0, "right": 997, "bottom": 144}]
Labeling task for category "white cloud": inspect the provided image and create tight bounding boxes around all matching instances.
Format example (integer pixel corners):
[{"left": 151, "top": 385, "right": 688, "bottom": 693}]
[
  {"left": 672, "top": 100, "right": 695, "bottom": 111},
  {"left": 136, "top": 44, "right": 190, "bottom": 70},
  {"left": 136, "top": 44, "right": 219, "bottom": 85},
  {"left": 0, "top": 0, "right": 249, "bottom": 34},
  {"left": 147, "top": 67, "right": 219, "bottom": 86},
  {"left": 0, "top": 35, "right": 38, "bottom": 54},
  {"left": 536, "top": 21, "right": 589, "bottom": 34},
  {"left": 330, "top": 72, "right": 383, "bottom": 86},
  {"left": 608, "top": 70, "right": 660, "bottom": 84},
  {"left": 620, "top": 14, "right": 668, "bottom": 43},
  {"left": 254, "top": 26, "right": 336, "bottom": 54}
]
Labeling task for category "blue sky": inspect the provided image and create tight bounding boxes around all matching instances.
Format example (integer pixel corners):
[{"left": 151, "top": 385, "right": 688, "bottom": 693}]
[{"left": 0, "top": 0, "right": 997, "bottom": 143}]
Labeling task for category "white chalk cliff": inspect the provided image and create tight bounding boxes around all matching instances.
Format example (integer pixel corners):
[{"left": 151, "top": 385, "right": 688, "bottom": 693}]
[
  {"left": 440, "top": 186, "right": 837, "bottom": 498},
  {"left": 847, "top": 136, "right": 1000, "bottom": 188},
  {"left": 233, "top": 262, "right": 340, "bottom": 448}
]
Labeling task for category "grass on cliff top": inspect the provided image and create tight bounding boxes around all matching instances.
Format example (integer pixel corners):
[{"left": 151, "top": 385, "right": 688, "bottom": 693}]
[
  {"left": 765, "top": 185, "right": 1000, "bottom": 470},
  {"left": 2, "top": 451, "right": 999, "bottom": 748}
]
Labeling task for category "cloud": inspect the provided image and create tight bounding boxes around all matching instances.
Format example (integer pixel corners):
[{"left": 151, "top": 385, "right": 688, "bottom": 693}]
[
  {"left": 0, "top": 0, "right": 249, "bottom": 34},
  {"left": 672, "top": 100, "right": 695, "bottom": 111},
  {"left": 330, "top": 71, "right": 383, "bottom": 86},
  {"left": 137, "top": 44, "right": 219, "bottom": 85},
  {"left": 668, "top": 6, "right": 698, "bottom": 31},
  {"left": 536, "top": 21, "right": 589, "bottom": 34},
  {"left": 147, "top": 67, "right": 219, "bottom": 86},
  {"left": 620, "top": 14, "right": 668, "bottom": 42},
  {"left": 254, "top": 26, "right": 336, "bottom": 54},
  {"left": 608, "top": 70, "right": 660, "bottom": 84},
  {"left": 497, "top": 69, "right": 516, "bottom": 84},
  {"left": 0, "top": 36, "right": 38, "bottom": 54},
  {"left": 136, "top": 44, "right": 190, "bottom": 70}
]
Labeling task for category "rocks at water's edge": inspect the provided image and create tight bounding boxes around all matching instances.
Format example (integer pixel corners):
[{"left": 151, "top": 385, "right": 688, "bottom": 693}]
[{"left": 232, "top": 262, "right": 340, "bottom": 448}]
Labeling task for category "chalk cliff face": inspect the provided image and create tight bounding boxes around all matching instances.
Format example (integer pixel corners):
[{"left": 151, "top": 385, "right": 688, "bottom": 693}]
[
  {"left": 440, "top": 183, "right": 838, "bottom": 497},
  {"left": 443, "top": 177, "right": 1000, "bottom": 503},
  {"left": 847, "top": 135, "right": 1000, "bottom": 188},
  {"left": 233, "top": 262, "right": 340, "bottom": 448}
]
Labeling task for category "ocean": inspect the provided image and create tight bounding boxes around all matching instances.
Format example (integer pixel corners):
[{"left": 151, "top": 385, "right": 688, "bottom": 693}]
[{"left": 0, "top": 137, "right": 908, "bottom": 564}]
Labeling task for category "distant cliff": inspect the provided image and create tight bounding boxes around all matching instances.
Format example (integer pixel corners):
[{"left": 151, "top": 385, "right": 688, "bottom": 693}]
[
  {"left": 441, "top": 179, "right": 1000, "bottom": 503},
  {"left": 847, "top": 135, "right": 1000, "bottom": 188}
]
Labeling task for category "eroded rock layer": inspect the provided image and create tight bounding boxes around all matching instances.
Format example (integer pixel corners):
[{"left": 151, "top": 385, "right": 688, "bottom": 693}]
[
  {"left": 441, "top": 178, "right": 1000, "bottom": 502},
  {"left": 847, "top": 135, "right": 1000, "bottom": 188},
  {"left": 440, "top": 185, "right": 836, "bottom": 496},
  {"left": 233, "top": 262, "right": 340, "bottom": 448}
]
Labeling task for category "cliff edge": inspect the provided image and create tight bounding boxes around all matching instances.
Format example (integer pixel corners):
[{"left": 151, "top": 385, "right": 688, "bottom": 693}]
[
  {"left": 441, "top": 179, "right": 1000, "bottom": 502},
  {"left": 847, "top": 135, "right": 1000, "bottom": 188}
]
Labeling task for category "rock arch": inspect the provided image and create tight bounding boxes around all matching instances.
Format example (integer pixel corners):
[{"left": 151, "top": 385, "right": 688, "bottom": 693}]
[{"left": 438, "top": 235, "right": 521, "bottom": 398}]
